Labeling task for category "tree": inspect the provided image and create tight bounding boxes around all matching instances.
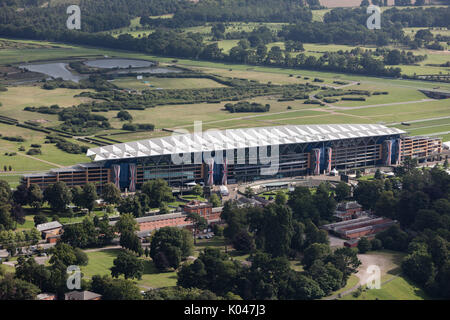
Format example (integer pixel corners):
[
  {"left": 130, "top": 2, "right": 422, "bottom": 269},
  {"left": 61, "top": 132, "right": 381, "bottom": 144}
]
[
  {"left": 111, "top": 250, "right": 144, "bottom": 280},
  {"left": 254, "top": 203, "right": 294, "bottom": 257},
  {"left": 360, "top": 0, "right": 370, "bottom": 6},
  {"left": 313, "top": 183, "right": 336, "bottom": 221},
  {"left": 275, "top": 191, "right": 287, "bottom": 205},
  {"left": 374, "top": 191, "right": 397, "bottom": 219},
  {"left": 101, "top": 183, "right": 121, "bottom": 205},
  {"left": 232, "top": 230, "right": 255, "bottom": 253},
  {"left": 91, "top": 275, "right": 142, "bottom": 300},
  {"left": 370, "top": 238, "right": 383, "bottom": 251},
  {"left": 334, "top": 182, "right": 350, "bottom": 202},
  {"left": 209, "top": 193, "right": 221, "bottom": 207},
  {"left": 28, "top": 184, "right": 43, "bottom": 211},
  {"left": 307, "top": 260, "right": 343, "bottom": 295},
  {"left": 185, "top": 212, "right": 207, "bottom": 244},
  {"left": 159, "top": 202, "right": 169, "bottom": 215},
  {"left": 120, "top": 230, "right": 143, "bottom": 256},
  {"left": 49, "top": 243, "right": 86, "bottom": 267},
  {"left": 177, "top": 248, "right": 241, "bottom": 297},
  {"left": 44, "top": 182, "right": 72, "bottom": 213},
  {"left": 354, "top": 180, "right": 384, "bottom": 210},
  {"left": 71, "top": 186, "right": 84, "bottom": 208},
  {"left": 150, "top": 227, "right": 193, "bottom": 271},
  {"left": 402, "top": 251, "right": 436, "bottom": 287},
  {"left": 11, "top": 204, "right": 25, "bottom": 228},
  {"left": 82, "top": 183, "right": 98, "bottom": 212},
  {"left": 0, "top": 274, "right": 40, "bottom": 300},
  {"left": 192, "top": 184, "right": 203, "bottom": 197},
  {"left": 12, "top": 184, "right": 29, "bottom": 206},
  {"left": 117, "top": 110, "right": 133, "bottom": 121},
  {"left": 357, "top": 237, "right": 372, "bottom": 253},
  {"left": 0, "top": 180, "right": 12, "bottom": 204},
  {"left": 327, "top": 247, "right": 361, "bottom": 282},
  {"left": 141, "top": 179, "right": 174, "bottom": 208},
  {"left": 302, "top": 243, "right": 332, "bottom": 269},
  {"left": 115, "top": 213, "right": 139, "bottom": 234},
  {"left": 374, "top": 169, "right": 382, "bottom": 180},
  {"left": 118, "top": 196, "right": 143, "bottom": 218},
  {"left": 279, "top": 271, "right": 324, "bottom": 300},
  {"left": 15, "top": 257, "right": 51, "bottom": 292}
]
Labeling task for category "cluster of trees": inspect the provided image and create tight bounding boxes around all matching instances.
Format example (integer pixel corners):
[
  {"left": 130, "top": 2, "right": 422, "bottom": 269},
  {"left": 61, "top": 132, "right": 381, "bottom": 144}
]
[
  {"left": 0, "top": 180, "right": 31, "bottom": 231},
  {"left": 324, "top": 6, "right": 450, "bottom": 29},
  {"left": 122, "top": 123, "right": 155, "bottom": 132},
  {"left": 178, "top": 246, "right": 359, "bottom": 300},
  {"left": 80, "top": 81, "right": 315, "bottom": 111},
  {"left": 0, "top": 0, "right": 184, "bottom": 33},
  {"left": 42, "top": 76, "right": 117, "bottom": 92},
  {"left": 353, "top": 159, "right": 450, "bottom": 299},
  {"left": 174, "top": 182, "right": 358, "bottom": 300},
  {"left": 374, "top": 48, "right": 427, "bottom": 65},
  {"left": 6, "top": 243, "right": 89, "bottom": 299},
  {"left": 150, "top": 227, "right": 194, "bottom": 271},
  {"left": 61, "top": 215, "right": 114, "bottom": 249},
  {"left": 224, "top": 101, "right": 270, "bottom": 113},
  {"left": 24, "top": 104, "right": 60, "bottom": 114},
  {"left": 153, "top": 0, "right": 313, "bottom": 27},
  {"left": 0, "top": 228, "right": 41, "bottom": 256},
  {"left": 116, "top": 179, "right": 174, "bottom": 218},
  {"left": 57, "top": 106, "right": 111, "bottom": 135},
  {"left": 45, "top": 134, "right": 88, "bottom": 155}
]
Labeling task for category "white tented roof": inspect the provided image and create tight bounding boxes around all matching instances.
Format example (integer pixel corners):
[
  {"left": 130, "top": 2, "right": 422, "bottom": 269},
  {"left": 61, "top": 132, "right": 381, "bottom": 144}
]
[{"left": 87, "top": 124, "right": 405, "bottom": 162}]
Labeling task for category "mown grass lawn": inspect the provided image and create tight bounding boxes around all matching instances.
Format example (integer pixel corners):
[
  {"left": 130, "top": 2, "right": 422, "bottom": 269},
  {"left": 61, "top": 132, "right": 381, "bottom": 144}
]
[
  {"left": 81, "top": 248, "right": 178, "bottom": 289},
  {"left": 342, "top": 275, "right": 430, "bottom": 300}
]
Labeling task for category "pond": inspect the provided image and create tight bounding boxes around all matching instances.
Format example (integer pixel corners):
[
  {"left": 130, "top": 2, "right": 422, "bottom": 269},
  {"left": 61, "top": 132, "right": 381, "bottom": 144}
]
[{"left": 19, "top": 62, "right": 84, "bottom": 82}]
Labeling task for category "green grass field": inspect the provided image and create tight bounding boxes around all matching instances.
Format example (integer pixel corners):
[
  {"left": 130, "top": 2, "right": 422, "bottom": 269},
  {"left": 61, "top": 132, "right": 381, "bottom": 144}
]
[
  {"left": 112, "top": 76, "right": 227, "bottom": 90},
  {"left": 81, "top": 247, "right": 177, "bottom": 290},
  {"left": 342, "top": 275, "right": 430, "bottom": 300}
]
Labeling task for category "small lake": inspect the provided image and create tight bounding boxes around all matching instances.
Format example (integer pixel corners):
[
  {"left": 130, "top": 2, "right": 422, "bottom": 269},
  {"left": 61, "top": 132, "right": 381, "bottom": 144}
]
[
  {"left": 19, "top": 59, "right": 180, "bottom": 83},
  {"left": 19, "top": 62, "right": 84, "bottom": 82},
  {"left": 84, "top": 58, "right": 156, "bottom": 69}
]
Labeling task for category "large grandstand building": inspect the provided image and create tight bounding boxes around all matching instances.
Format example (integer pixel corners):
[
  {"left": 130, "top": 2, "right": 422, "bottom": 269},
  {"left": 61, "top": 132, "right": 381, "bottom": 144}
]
[{"left": 21, "top": 124, "right": 443, "bottom": 191}]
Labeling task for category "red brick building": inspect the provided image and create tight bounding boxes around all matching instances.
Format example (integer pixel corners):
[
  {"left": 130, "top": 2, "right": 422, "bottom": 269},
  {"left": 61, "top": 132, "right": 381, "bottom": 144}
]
[
  {"left": 132, "top": 201, "right": 223, "bottom": 234},
  {"left": 334, "top": 201, "right": 364, "bottom": 221}
]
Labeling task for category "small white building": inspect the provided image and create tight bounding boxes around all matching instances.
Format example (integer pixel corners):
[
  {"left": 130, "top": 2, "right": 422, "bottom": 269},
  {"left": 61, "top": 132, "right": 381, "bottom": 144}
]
[{"left": 219, "top": 185, "right": 229, "bottom": 196}]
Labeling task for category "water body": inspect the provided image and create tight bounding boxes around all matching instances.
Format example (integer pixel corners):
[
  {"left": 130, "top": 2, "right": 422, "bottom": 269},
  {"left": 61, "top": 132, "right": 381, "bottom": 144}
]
[
  {"left": 19, "top": 59, "right": 180, "bottom": 83},
  {"left": 84, "top": 58, "right": 156, "bottom": 69},
  {"left": 19, "top": 62, "right": 84, "bottom": 82}
]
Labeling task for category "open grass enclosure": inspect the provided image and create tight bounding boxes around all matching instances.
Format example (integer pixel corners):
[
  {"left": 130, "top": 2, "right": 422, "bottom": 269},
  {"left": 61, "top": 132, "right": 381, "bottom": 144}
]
[
  {"left": 112, "top": 77, "right": 227, "bottom": 90},
  {"left": 342, "top": 276, "right": 430, "bottom": 300}
]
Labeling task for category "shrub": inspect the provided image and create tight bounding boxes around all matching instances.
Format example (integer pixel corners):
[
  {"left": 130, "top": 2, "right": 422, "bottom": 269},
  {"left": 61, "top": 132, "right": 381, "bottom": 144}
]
[{"left": 26, "top": 148, "right": 42, "bottom": 155}]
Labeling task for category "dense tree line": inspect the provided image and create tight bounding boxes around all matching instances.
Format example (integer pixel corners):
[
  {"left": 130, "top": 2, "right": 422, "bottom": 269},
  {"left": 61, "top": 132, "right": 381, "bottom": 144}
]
[
  {"left": 45, "top": 134, "right": 89, "bottom": 155},
  {"left": 224, "top": 101, "right": 270, "bottom": 113},
  {"left": 353, "top": 159, "right": 450, "bottom": 299},
  {"left": 149, "top": 0, "right": 312, "bottom": 28},
  {"left": 78, "top": 82, "right": 317, "bottom": 112},
  {"left": 175, "top": 182, "right": 359, "bottom": 299},
  {"left": 0, "top": 0, "right": 187, "bottom": 33},
  {"left": 324, "top": 6, "right": 450, "bottom": 28}
]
